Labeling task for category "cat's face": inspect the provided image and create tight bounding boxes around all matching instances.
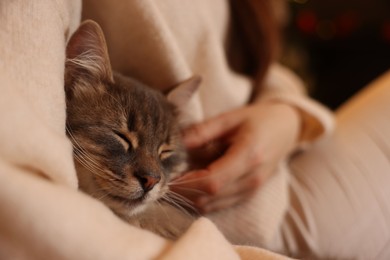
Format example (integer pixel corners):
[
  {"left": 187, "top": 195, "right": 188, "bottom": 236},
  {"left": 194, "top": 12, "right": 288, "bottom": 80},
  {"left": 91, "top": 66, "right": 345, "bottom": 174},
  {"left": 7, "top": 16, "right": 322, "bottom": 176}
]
[
  {"left": 65, "top": 21, "right": 199, "bottom": 218},
  {"left": 66, "top": 74, "right": 187, "bottom": 217}
]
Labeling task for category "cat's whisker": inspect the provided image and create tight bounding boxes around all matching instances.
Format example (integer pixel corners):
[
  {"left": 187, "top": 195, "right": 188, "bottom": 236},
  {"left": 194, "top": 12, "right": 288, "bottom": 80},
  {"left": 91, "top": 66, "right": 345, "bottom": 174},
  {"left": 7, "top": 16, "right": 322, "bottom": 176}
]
[
  {"left": 73, "top": 150, "right": 103, "bottom": 173},
  {"left": 74, "top": 154, "right": 110, "bottom": 180},
  {"left": 169, "top": 174, "right": 214, "bottom": 185},
  {"left": 67, "top": 127, "right": 97, "bottom": 161},
  {"left": 96, "top": 191, "right": 112, "bottom": 201},
  {"left": 87, "top": 188, "right": 107, "bottom": 200},
  {"left": 67, "top": 130, "right": 124, "bottom": 183},
  {"left": 167, "top": 184, "right": 208, "bottom": 196},
  {"left": 73, "top": 152, "right": 98, "bottom": 173},
  {"left": 161, "top": 194, "right": 193, "bottom": 217},
  {"left": 67, "top": 127, "right": 106, "bottom": 171},
  {"left": 155, "top": 200, "right": 170, "bottom": 220},
  {"left": 66, "top": 125, "right": 108, "bottom": 172},
  {"left": 167, "top": 195, "right": 197, "bottom": 214},
  {"left": 74, "top": 152, "right": 122, "bottom": 183},
  {"left": 165, "top": 190, "right": 194, "bottom": 207},
  {"left": 91, "top": 188, "right": 130, "bottom": 206},
  {"left": 165, "top": 191, "right": 198, "bottom": 213},
  {"left": 75, "top": 149, "right": 103, "bottom": 173},
  {"left": 100, "top": 169, "right": 127, "bottom": 184}
]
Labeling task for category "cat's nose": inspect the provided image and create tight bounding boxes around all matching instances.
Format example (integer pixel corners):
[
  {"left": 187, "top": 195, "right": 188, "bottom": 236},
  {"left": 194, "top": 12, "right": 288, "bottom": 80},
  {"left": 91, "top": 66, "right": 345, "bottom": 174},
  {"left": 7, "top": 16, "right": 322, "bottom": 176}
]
[{"left": 135, "top": 172, "right": 161, "bottom": 192}]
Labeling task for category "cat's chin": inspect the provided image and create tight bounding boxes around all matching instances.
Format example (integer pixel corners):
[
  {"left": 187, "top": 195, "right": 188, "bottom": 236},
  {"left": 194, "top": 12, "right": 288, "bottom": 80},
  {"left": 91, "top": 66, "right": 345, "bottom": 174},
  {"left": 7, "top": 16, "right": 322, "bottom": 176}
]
[
  {"left": 111, "top": 203, "right": 149, "bottom": 220},
  {"left": 105, "top": 201, "right": 142, "bottom": 221},
  {"left": 105, "top": 195, "right": 157, "bottom": 220}
]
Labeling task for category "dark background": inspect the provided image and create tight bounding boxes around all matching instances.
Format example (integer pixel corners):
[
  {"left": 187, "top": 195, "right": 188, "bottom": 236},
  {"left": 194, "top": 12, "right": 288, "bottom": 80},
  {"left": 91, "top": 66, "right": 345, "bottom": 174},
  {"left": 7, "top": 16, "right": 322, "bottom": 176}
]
[{"left": 281, "top": 0, "right": 390, "bottom": 109}]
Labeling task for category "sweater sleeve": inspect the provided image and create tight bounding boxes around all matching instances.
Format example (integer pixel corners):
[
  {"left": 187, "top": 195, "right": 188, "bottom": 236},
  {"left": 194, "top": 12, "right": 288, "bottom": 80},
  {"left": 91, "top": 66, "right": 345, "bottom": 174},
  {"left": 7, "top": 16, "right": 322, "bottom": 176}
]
[
  {"left": 207, "top": 163, "right": 290, "bottom": 253},
  {"left": 205, "top": 66, "right": 335, "bottom": 252},
  {"left": 255, "top": 63, "right": 335, "bottom": 146}
]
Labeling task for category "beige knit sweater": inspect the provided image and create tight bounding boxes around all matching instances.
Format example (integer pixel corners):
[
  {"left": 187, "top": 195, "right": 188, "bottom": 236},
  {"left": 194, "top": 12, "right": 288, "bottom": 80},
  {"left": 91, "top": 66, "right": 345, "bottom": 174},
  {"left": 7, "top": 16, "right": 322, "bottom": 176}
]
[
  {"left": 82, "top": 1, "right": 390, "bottom": 259},
  {"left": 83, "top": 0, "right": 334, "bottom": 251},
  {"left": 0, "top": 0, "right": 333, "bottom": 259}
]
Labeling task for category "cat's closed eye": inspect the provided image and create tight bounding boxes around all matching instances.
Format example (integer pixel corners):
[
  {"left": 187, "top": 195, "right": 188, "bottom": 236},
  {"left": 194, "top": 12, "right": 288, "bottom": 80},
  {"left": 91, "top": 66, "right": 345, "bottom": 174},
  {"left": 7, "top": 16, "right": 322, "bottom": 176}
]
[
  {"left": 159, "top": 144, "right": 174, "bottom": 160},
  {"left": 113, "top": 130, "right": 138, "bottom": 152}
]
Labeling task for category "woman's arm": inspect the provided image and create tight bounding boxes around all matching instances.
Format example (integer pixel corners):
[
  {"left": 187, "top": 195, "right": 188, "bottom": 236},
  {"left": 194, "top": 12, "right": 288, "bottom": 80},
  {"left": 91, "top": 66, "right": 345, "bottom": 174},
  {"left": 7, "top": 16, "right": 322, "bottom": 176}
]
[{"left": 173, "top": 64, "right": 334, "bottom": 213}]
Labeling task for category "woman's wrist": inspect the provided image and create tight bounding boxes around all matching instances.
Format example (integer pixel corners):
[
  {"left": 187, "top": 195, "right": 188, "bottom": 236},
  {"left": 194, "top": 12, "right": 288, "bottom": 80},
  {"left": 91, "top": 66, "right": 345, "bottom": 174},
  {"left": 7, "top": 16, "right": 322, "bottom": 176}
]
[{"left": 255, "top": 100, "right": 303, "bottom": 145}]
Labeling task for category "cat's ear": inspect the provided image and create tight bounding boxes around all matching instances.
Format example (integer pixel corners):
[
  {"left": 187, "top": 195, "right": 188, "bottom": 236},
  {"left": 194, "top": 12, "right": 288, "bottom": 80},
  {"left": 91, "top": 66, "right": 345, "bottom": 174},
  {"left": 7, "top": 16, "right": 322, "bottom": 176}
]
[
  {"left": 65, "top": 20, "right": 113, "bottom": 86},
  {"left": 166, "top": 76, "right": 201, "bottom": 109}
]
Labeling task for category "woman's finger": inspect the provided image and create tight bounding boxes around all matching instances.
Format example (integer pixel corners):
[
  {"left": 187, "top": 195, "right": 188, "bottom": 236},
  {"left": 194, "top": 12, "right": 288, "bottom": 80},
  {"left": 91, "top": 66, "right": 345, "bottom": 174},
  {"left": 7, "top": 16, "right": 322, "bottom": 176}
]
[
  {"left": 200, "top": 188, "right": 257, "bottom": 213},
  {"left": 196, "top": 167, "right": 265, "bottom": 211},
  {"left": 182, "top": 108, "right": 249, "bottom": 148},
  {"left": 171, "top": 163, "right": 275, "bottom": 212},
  {"left": 205, "top": 142, "right": 260, "bottom": 189},
  {"left": 185, "top": 136, "right": 263, "bottom": 197},
  {"left": 169, "top": 169, "right": 212, "bottom": 201},
  {"left": 213, "top": 167, "right": 265, "bottom": 198}
]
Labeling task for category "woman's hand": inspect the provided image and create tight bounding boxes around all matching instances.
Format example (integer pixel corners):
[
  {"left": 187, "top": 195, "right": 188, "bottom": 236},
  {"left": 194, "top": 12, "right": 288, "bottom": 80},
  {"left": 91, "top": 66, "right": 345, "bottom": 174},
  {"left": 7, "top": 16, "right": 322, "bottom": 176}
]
[{"left": 171, "top": 102, "right": 301, "bottom": 213}]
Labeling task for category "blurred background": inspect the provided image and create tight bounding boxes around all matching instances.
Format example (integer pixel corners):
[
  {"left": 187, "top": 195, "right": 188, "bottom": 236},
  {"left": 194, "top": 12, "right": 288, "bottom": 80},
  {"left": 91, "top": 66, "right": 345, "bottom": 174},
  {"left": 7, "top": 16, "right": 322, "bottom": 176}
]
[{"left": 281, "top": 0, "right": 390, "bottom": 109}]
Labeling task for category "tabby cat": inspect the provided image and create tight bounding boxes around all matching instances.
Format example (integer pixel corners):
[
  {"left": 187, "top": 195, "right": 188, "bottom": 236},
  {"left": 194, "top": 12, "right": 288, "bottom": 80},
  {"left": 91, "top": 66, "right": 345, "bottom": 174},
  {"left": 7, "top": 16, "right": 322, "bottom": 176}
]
[{"left": 65, "top": 20, "right": 199, "bottom": 239}]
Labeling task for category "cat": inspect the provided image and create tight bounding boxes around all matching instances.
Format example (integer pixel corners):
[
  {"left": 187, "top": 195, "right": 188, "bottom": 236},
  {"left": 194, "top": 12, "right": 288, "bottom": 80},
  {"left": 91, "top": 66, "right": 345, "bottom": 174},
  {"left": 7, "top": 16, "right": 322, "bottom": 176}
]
[{"left": 65, "top": 20, "right": 200, "bottom": 239}]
